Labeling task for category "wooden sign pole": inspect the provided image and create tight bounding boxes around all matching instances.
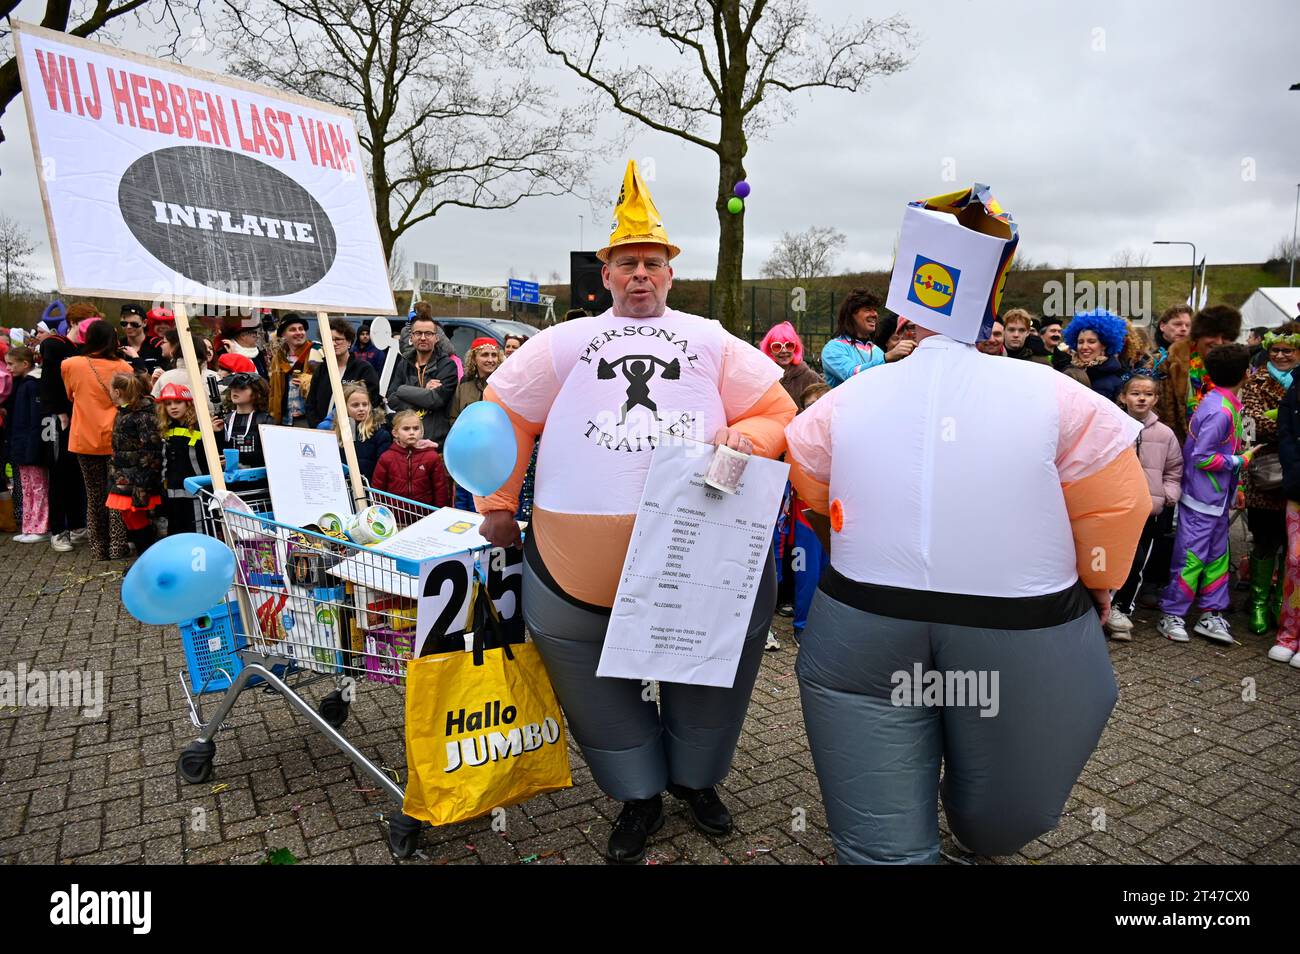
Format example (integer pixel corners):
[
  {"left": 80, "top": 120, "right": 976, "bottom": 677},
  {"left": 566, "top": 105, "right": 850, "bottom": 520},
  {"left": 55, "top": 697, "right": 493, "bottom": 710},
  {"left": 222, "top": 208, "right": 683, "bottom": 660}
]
[
  {"left": 171, "top": 302, "right": 227, "bottom": 493},
  {"left": 316, "top": 311, "right": 368, "bottom": 510}
]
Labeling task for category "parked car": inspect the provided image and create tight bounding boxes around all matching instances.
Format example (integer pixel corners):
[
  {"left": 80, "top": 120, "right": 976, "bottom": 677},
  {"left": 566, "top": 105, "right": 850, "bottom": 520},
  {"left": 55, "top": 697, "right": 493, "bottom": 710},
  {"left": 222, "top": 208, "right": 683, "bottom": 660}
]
[{"left": 328, "top": 315, "right": 540, "bottom": 363}]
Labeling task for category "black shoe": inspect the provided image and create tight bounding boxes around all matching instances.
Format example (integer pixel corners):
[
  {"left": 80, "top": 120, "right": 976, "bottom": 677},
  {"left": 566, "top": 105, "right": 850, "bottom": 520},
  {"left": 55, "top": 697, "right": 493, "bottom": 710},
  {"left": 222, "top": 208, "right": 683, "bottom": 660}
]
[
  {"left": 606, "top": 795, "right": 664, "bottom": 864},
  {"left": 776, "top": 602, "right": 794, "bottom": 617},
  {"left": 667, "top": 783, "right": 732, "bottom": 836}
]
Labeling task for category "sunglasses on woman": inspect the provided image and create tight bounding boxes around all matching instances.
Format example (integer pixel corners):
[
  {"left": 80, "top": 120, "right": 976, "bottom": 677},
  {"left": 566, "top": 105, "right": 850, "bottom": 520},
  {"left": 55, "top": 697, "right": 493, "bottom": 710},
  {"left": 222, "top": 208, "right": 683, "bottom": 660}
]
[{"left": 768, "top": 341, "right": 795, "bottom": 354}]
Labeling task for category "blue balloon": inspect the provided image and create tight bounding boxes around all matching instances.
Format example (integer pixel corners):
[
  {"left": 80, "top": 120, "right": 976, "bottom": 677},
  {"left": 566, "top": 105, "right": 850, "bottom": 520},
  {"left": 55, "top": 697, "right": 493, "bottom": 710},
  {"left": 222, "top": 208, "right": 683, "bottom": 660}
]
[
  {"left": 121, "top": 533, "right": 237, "bottom": 625},
  {"left": 443, "top": 401, "right": 517, "bottom": 497}
]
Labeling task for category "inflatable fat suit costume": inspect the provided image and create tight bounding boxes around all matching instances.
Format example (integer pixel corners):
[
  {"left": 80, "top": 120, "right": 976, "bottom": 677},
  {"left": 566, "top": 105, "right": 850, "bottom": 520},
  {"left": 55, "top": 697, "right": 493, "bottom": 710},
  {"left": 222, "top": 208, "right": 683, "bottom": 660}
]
[
  {"left": 784, "top": 187, "right": 1148, "bottom": 863},
  {"left": 475, "top": 161, "right": 798, "bottom": 862}
]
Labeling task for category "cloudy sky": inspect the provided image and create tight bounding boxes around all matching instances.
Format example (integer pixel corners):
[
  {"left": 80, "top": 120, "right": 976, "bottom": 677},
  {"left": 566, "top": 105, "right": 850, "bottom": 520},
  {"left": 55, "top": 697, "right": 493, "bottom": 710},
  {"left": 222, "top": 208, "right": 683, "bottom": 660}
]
[{"left": 2, "top": 0, "right": 1298, "bottom": 291}]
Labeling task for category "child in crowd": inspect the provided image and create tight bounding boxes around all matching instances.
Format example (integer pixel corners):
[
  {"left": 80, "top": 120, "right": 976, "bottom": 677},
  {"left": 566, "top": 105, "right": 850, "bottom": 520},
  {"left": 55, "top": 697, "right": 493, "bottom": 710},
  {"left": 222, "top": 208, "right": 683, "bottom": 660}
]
[
  {"left": 157, "top": 383, "right": 209, "bottom": 535},
  {"left": 1107, "top": 370, "right": 1182, "bottom": 640},
  {"left": 371, "top": 409, "right": 450, "bottom": 508},
  {"left": 789, "top": 382, "right": 832, "bottom": 641},
  {"left": 333, "top": 381, "right": 391, "bottom": 482},
  {"left": 1158, "top": 344, "right": 1255, "bottom": 644},
  {"left": 214, "top": 373, "right": 273, "bottom": 468},
  {"left": 4, "top": 347, "right": 51, "bottom": 542},
  {"left": 106, "top": 372, "right": 163, "bottom": 554}
]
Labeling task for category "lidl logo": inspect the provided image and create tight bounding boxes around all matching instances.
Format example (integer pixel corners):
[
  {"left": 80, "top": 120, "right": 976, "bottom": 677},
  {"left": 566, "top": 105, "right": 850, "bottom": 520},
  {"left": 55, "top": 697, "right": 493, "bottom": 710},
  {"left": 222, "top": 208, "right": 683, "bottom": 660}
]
[{"left": 907, "top": 256, "right": 960, "bottom": 316}]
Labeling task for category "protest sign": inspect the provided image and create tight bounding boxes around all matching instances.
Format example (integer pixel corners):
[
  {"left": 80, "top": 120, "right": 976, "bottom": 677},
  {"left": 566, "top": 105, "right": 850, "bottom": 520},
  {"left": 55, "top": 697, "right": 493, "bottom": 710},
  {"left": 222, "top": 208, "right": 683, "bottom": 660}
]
[{"left": 13, "top": 21, "right": 396, "bottom": 315}]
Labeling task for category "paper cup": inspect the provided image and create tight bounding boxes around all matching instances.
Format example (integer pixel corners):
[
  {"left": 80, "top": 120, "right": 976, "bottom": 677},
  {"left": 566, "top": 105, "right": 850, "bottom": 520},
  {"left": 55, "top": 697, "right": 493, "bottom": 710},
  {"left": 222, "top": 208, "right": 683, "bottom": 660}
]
[
  {"left": 318, "top": 512, "right": 346, "bottom": 536},
  {"left": 704, "top": 443, "right": 749, "bottom": 494}
]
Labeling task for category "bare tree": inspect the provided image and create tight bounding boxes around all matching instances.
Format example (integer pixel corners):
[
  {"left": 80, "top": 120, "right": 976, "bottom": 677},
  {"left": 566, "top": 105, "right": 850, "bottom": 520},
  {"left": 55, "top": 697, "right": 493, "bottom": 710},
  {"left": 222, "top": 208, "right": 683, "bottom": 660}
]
[
  {"left": 514, "top": 0, "right": 915, "bottom": 332},
  {"left": 0, "top": 1, "right": 193, "bottom": 148},
  {"left": 1111, "top": 247, "right": 1151, "bottom": 271},
  {"left": 548, "top": 269, "right": 562, "bottom": 283},
  {"left": 218, "top": 0, "right": 596, "bottom": 259},
  {"left": 1270, "top": 234, "right": 1300, "bottom": 264},
  {"left": 760, "top": 225, "right": 844, "bottom": 282},
  {"left": 0, "top": 212, "right": 37, "bottom": 300}
]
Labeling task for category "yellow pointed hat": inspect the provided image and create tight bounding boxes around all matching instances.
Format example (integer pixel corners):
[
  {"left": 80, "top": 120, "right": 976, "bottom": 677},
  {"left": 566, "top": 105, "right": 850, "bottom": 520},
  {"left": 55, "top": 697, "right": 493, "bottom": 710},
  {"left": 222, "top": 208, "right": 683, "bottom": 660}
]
[{"left": 596, "top": 160, "right": 681, "bottom": 263}]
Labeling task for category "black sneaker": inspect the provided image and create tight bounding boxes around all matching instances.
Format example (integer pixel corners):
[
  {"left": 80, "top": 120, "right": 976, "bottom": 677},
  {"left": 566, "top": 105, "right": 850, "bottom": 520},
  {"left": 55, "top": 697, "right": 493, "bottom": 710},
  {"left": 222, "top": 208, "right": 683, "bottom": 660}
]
[
  {"left": 777, "top": 602, "right": 795, "bottom": 617},
  {"left": 606, "top": 795, "right": 664, "bottom": 864},
  {"left": 667, "top": 783, "right": 732, "bottom": 836}
]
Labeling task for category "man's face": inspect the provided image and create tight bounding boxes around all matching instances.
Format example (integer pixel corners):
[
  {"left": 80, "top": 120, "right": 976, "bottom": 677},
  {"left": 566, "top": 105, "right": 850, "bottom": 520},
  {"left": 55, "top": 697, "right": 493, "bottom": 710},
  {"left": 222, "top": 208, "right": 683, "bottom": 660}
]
[
  {"left": 1162, "top": 314, "right": 1191, "bottom": 342},
  {"left": 410, "top": 319, "right": 438, "bottom": 355},
  {"left": 853, "top": 308, "right": 878, "bottom": 338},
  {"left": 121, "top": 315, "right": 144, "bottom": 338},
  {"left": 1041, "top": 323, "right": 1063, "bottom": 348},
  {"left": 284, "top": 323, "right": 307, "bottom": 348},
  {"left": 1004, "top": 322, "right": 1029, "bottom": 350},
  {"left": 976, "top": 322, "right": 1004, "bottom": 355},
  {"left": 602, "top": 242, "right": 673, "bottom": 318},
  {"left": 1248, "top": 331, "right": 1263, "bottom": 347},
  {"left": 236, "top": 330, "right": 258, "bottom": 348}
]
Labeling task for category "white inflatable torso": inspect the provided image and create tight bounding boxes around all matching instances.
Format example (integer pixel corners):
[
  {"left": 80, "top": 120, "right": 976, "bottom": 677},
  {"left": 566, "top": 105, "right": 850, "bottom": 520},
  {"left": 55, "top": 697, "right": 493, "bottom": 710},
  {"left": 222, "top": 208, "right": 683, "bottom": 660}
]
[{"left": 826, "top": 335, "right": 1079, "bottom": 598}]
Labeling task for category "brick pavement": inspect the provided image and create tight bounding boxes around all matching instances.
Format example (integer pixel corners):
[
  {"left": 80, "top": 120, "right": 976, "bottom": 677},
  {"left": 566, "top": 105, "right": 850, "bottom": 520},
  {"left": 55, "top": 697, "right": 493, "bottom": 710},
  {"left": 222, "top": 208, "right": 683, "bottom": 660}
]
[{"left": 0, "top": 531, "right": 1296, "bottom": 866}]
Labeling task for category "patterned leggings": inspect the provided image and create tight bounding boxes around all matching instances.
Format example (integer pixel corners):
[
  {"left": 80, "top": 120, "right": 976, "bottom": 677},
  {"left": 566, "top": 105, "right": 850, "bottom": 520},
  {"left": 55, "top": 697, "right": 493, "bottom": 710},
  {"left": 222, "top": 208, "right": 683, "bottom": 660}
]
[
  {"left": 18, "top": 466, "right": 49, "bottom": 535},
  {"left": 1276, "top": 502, "right": 1300, "bottom": 653},
  {"left": 77, "top": 454, "right": 129, "bottom": 560}
]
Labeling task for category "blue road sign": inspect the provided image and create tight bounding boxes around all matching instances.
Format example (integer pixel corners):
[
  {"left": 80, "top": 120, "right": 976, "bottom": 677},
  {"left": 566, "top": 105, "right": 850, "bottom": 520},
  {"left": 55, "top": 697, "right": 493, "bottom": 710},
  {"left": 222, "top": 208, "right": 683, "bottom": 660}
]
[{"left": 507, "top": 279, "right": 541, "bottom": 304}]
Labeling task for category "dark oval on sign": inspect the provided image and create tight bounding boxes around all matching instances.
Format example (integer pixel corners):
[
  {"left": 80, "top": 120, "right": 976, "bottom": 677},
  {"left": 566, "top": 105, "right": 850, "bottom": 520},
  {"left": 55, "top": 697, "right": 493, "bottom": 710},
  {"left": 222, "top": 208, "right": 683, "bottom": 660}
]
[{"left": 118, "top": 146, "right": 338, "bottom": 296}]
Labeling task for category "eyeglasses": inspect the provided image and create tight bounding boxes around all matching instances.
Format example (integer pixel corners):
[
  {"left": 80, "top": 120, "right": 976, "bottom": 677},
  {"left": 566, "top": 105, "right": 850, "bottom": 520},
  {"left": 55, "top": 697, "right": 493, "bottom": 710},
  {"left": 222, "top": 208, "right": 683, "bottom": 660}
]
[
  {"left": 122, "top": 322, "right": 143, "bottom": 329},
  {"left": 611, "top": 257, "right": 668, "bottom": 274},
  {"left": 410, "top": 330, "right": 438, "bottom": 339},
  {"left": 768, "top": 342, "right": 795, "bottom": 353}
]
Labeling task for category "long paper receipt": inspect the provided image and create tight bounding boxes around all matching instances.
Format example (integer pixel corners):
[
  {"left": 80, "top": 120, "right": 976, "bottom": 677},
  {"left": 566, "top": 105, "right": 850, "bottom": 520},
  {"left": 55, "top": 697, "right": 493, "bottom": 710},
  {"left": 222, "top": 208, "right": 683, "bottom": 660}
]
[{"left": 597, "top": 441, "right": 789, "bottom": 688}]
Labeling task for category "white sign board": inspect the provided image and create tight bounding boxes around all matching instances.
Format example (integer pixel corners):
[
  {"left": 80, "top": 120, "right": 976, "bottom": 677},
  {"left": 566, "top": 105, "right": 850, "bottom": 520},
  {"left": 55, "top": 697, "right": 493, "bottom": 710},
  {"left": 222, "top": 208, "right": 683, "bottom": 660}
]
[
  {"left": 13, "top": 21, "right": 397, "bottom": 314},
  {"left": 597, "top": 442, "right": 789, "bottom": 688},
  {"left": 260, "top": 424, "right": 352, "bottom": 530}
]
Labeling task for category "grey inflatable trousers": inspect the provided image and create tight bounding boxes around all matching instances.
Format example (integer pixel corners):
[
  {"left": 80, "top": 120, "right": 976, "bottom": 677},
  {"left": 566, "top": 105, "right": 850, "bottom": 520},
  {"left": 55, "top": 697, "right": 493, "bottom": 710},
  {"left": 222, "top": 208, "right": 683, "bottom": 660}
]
[
  {"left": 523, "top": 550, "right": 776, "bottom": 802},
  {"left": 797, "top": 589, "right": 1118, "bottom": 864}
]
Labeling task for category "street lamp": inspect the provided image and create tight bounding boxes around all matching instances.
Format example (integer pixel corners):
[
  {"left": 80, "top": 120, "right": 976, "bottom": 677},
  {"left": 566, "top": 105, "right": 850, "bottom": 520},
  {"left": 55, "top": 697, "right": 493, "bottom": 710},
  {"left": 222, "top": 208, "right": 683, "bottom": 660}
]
[
  {"left": 1153, "top": 240, "right": 1197, "bottom": 305},
  {"left": 578, "top": 214, "right": 584, "bottom": 251},
  {"left": 1290, "top": 184, "right": 1298, "bottom": 288}
]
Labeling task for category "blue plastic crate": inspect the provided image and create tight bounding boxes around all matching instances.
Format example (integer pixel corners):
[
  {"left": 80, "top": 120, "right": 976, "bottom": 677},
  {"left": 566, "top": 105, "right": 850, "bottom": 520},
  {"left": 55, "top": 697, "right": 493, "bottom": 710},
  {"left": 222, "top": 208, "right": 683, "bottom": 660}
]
[{"left": 179, "top": 603, "right": 246, "bottom": 694}]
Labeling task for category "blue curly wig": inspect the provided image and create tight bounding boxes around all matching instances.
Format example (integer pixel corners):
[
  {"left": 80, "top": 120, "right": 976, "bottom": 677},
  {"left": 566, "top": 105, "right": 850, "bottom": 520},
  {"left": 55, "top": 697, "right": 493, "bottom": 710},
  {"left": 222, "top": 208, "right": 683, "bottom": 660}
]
[{"left": 1064, "top": 309, "right": 1128, "bottom": 357}]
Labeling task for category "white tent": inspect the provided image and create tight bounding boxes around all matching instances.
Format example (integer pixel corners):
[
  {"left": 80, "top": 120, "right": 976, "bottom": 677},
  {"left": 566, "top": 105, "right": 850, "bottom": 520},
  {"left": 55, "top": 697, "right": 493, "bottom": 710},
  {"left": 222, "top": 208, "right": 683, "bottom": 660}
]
[{"left": 1241, "top": 287, "right": 1300, "bottom": 336}]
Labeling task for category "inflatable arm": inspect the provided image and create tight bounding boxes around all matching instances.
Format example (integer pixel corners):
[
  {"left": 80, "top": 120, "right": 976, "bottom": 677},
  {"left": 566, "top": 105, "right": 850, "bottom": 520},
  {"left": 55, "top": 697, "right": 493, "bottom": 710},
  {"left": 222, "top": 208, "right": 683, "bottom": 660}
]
[
  {"left": 720, "top": 337, "right": 795, "bottom": 459},
  {"left": 1055, "top": 376, "right": 1148, "bottom": 590},
  {"left": 783, "top": 389, "right": 835, "bottom": 516}
]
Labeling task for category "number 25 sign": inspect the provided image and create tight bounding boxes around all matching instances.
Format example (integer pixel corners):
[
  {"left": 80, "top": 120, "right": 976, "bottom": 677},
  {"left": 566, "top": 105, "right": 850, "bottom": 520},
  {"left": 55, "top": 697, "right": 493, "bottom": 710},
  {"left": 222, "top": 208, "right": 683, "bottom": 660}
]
[{"left": 414, "top": 547, "right": 523, "bottom": 657}]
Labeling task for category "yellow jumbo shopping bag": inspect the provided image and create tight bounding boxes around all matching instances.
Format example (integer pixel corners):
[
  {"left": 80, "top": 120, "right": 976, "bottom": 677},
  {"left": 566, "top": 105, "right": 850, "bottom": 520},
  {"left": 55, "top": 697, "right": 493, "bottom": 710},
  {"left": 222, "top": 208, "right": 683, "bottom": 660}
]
[{"left": 402, "top": 637, "right": 572, "bottom": 826}]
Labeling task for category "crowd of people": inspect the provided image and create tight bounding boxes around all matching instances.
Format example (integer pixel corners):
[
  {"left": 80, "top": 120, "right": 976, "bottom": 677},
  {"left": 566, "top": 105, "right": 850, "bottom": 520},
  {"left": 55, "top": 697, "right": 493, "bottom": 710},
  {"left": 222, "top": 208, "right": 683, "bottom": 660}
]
[
  {"left": 753, "top": 288, "right": 1300, "bottom": 668},
  {"left": 0, "top": 299, "right": 530, "bottom": 561}
]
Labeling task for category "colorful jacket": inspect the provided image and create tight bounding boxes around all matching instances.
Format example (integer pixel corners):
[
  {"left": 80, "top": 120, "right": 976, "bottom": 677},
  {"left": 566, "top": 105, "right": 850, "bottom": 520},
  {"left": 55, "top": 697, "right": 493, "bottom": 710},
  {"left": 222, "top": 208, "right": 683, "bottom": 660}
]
[
  {"left": 109, "top": 397, "right": 164, "bottom": 508},
  {"left": 821, "top": 334, "right": 885, "bottom": 388},
  {"left": 1133, "top": 410, "right": 1182, "bottom": 516},
  {"left": 372, "top": 443, "right": 450, "bottom": 506},
  {"left": 1178, "top": 387, "right": 1245, "bottom": 518},
  {"left": 1239, "top": 365, "right": 1288, "bottom": 511}
]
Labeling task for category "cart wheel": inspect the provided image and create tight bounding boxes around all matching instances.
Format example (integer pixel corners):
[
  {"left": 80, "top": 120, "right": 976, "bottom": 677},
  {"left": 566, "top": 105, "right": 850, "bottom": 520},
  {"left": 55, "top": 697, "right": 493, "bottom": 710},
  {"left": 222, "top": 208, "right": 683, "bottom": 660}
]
[
  {"left": 177, "top": 740, "right": 216, "bottom": 784},
  {"left": 319, "top": 690, "right": 350, "bottom": 729},
  {"left": 388, "top": 813, "right": 423, "bottom": 859}
]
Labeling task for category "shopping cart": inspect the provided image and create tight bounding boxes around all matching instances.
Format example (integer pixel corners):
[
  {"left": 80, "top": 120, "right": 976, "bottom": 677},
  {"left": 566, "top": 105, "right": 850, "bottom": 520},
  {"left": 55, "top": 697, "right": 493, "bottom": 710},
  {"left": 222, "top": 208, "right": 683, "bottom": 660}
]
[{"left": 174, "top": 468, "right": 522, "bottom": 858}]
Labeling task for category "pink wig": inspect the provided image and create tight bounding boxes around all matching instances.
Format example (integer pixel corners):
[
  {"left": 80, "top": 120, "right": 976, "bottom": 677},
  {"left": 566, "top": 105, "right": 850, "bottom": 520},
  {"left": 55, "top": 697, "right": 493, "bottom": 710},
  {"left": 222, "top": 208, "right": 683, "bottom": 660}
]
[{"left": 759, "top": 321, "right": 805, "bottom": 365}]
